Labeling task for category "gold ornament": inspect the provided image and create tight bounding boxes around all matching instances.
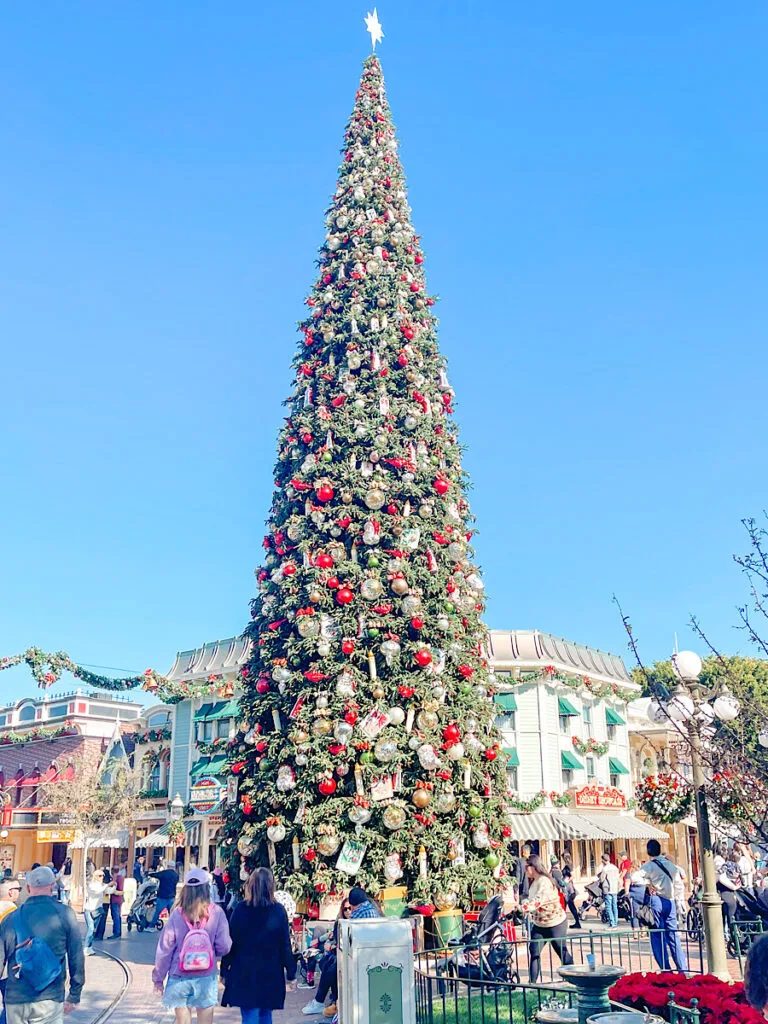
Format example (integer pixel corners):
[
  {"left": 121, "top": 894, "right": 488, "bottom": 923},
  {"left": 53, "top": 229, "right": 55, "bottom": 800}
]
[
  {"left": 412, "top": 788, "right": 432, "bottom": 808},
  {"left": 341, "top": 491, "right": 353, "bottom": 504},
  {"left": 309, "top": 590, "right": 323, "bottom": 603},
  {"left": 390, "top": 578, "right": 409, "bottom": 596},
  {"left": 372, "top": 685, "right": 385, "bottom": 699},
  {"left": 311, "top": 718, "right": 332, "bottom": 738}
]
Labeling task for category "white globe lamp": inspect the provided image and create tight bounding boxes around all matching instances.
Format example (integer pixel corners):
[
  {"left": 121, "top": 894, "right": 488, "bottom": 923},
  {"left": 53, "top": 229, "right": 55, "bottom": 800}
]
[
  {"left": 667, "top": 693, "right": 695, "bottom": 722},
  {"left": 712, "top": 693, "right": 740, "bottom": 722},
  {"left": 672, "top": 650, "right": 702, "bottom": 683},
  {"left": 647, "top": 700, "right": 668, "bottom": 724},
  {"left": 758, "top": 725, "right": 768, "bottom": 748}
]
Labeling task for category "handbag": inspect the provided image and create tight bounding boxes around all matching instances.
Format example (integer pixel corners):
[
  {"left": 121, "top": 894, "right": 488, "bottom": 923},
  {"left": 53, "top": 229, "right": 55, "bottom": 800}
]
[
  {"left": 13, "top": 906, "right": 64, "bottom": 993},
  {"left": 637, "top": 900, "right": 656, "bottom": 927}
]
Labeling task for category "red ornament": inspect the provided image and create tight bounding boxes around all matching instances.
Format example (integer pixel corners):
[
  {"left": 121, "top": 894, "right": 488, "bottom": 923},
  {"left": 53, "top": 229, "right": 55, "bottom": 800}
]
[
  {"left": 401, "top": 325, "right": 415, "bottom": 340},
  {"left": 315, "top": 882, "right": 327, "bottom": 893},
  {"left": 415, "top": 649, "right": 432, "bottom": 667},
  {"left": 328, "top": 743, "right": 346, "bottom": 755},
  {"left": 318, "top": 777, "right": 337, "bottom": 796},
  {"left": 231, "top": 761, "right": 246, "bottom": 774},
  {"left": 411, "top": 617, "right": 425, "bottom": 630},
  {"left": 337, "top": 516, "right": 352, "bottom": 530},
  {"left": 344, "top": 709, "right": 358, "bottom": 725},
  {"left": 397, "top": 352, "right": 408, "bottom": 366},
  {"left": 282, "top": 563, "right": 297, "bottom": 576},
  {"left": 315, "top": 553, "right": 334, "bottom": 569},
  {"left": 458, "top": 664, "right": 474, "bottom": 678},
  {"left": 386, "top": 503, "right": 398, "bottom": 515},
  {"left": 442, "top": 723, "right": 461, "bottom": 744},
  {"left": 316, "top": 484, "right": 334, "bottom": 503},
  {"left": 433, "top": 478, "right": 450, "bottom": 496},
  {"left": 241, "top": 796, "right": 253, "bottom": 816},
  {"left": 410, "top": 282, "right": 420, "bottom": 292},
  {"left": 304, "top": 848, "right": 317, "bottom": 862},
  {"left": 326, "top": 576, "right": 340, "bottom": 589},
  {"left": 256, "top": 679, "right": 270, "bottom": 694},
  {"left": 398, "top": 684, "right": 415, "bottom": 698},
  {"left": 415, "top": 254, "right": 424, "bottom": 264},
  {"left": 336, "top": 587, "right": 354, "bottom": 605},
  {"left": 484, "top": 748, "right": 498, "bottom": 761},
  {"left": 342, "top": 639, "right": 355, "bottom": 655},
  {"left": 255, "top": 740, "right": 267, "bottom": 754}
]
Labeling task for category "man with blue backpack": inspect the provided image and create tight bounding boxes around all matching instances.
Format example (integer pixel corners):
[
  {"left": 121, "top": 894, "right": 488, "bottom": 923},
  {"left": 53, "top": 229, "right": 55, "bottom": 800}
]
[{"left": 0, "top": 866, "right": 84, "bottom": 1024}]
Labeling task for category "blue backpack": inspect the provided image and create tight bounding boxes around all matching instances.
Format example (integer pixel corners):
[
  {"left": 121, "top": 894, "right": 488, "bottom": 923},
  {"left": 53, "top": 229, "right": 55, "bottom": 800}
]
[{"left": 12, "top": 905, "right": 64, "bottom": 992}]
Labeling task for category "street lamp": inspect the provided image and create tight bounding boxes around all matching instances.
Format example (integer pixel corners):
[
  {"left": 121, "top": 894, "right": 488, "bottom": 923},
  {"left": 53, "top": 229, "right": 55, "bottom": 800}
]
[
  {"left": 648, "top": 650, "right": 738, "bottom": 979},
  {"left": 170, "top": 794, "right": 185, "bottom": 822}
]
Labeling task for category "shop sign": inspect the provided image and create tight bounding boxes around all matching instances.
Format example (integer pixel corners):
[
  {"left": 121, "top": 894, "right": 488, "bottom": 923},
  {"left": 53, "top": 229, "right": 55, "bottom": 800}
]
[
  {"left": 207, "top": 815, "right": 224, "bottom": 829},
  {"left": 574, "top": 784, "right": 627, "bottom": 810},
  {"left": 0, "top": 845, "right": 15, "bottom": 873},
  {"left": 189, "top": 776, "right": 224, "bottom": 815},
  {"left": 36, "top": 828, "right": 76, "bottom": 842}
]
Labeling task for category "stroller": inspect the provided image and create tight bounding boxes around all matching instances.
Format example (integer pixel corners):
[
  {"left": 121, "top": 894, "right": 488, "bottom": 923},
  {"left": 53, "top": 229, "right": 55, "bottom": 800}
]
[
  {"left": 727, "top": 889, "right": 768, "bottom": 957},
  {"left": 438, "top": 895, "right": 521, "bottom": 991},
  {"left": 580, "top": 882, "right": 632, "bottom": 925},
  {"left": 126, "top": 877, "right": 164, "bottom": 932}
]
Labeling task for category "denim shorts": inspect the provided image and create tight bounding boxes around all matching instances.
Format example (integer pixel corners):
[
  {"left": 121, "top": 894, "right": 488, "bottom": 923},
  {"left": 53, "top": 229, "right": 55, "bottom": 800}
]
[{"left": 163, "top": 974, "right": 219, "bottom": 1009}]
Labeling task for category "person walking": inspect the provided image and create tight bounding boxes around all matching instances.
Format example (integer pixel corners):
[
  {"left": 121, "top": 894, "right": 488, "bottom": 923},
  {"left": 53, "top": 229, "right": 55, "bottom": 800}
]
[
  {"left": 517, "top": 856, "right": 573, "bottom": 983},
  {"left": 643, "top": 840, "right": 688, "bottom": 971},
  {"left": 0, "top": 866, "right": 85, "bottom": 1023},
  {"left": 550, "top": 857, "right": 581, "bottom": 929},
  {"left": 347, "top": 888, "right": 381, "bottom": 920},
  {"left": 57, "top": 861, "right": 72, "bottom": 907},
  {"left": 107, "top": 861, "right": 126, "bottom": 940},
  {"left": 153, "top": 868, "right": 231, "bottom": 1024},
  {"left": 222, "top": 867, "right": 297, "bottom": 1024},
  {"left": 210, "top": 869, "right": 226, "bottom": 907},
  {"left": 597, "top": 853, "right": 620, "bottom": 928},
  {"left": 715, "top": 845, "right": 741, "bottom": 942},
  {"left": 301, "top": 897, "right": 352, "bottom": 1017},
  {"left": 149, "top": 859, "right": 180, "bottom": 927},
  {"left": 83, "top": 869, "right": 111, "bottom": 957},
  {"left": 93, "top": 867, "right": 112, "bottom": 941}
]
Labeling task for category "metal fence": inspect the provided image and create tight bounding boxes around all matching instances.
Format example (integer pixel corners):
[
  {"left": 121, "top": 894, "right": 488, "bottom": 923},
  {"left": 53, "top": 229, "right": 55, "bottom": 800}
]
[{"left": 414, "top": 927, "right": 707, "bottom": 1024}]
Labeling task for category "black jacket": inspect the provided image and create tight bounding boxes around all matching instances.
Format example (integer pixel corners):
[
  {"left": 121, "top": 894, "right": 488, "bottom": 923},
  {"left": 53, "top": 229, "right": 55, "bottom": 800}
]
[
  {"left": 222, "top": 902, "right": 296, "bottom": 1010},
  {"left": 0, "top": 896, "right": 85, "bottom": 1004},
  {"left": 150, "top": 869, "right": 179, "bottom": 900}
]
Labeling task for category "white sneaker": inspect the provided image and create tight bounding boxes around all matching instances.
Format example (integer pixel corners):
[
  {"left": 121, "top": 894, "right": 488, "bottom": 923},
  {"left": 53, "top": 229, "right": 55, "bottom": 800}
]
[
  {"left": 298, "top": 980, "right": 315, "bottom": 989},
  {"left": 302, "top": 1000, "right": 325, "bottom": 1015}
]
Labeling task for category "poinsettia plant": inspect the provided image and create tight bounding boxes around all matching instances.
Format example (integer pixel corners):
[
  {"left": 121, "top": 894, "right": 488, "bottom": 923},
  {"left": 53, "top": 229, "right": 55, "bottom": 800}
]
[
  {"left": 635, "top": 772, "right": 692, "bottom": 824},
  {"left": 610, "top": 971, "right": 763, "bottom": 1024}
]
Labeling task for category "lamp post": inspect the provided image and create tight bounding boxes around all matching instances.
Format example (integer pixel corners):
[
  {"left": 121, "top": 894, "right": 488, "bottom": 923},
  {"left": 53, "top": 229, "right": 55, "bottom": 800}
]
[
  {"left": 170, "top": 793, "right": 185, "bottom": 821},
  {"left": 649, "top": 650, "right": 735, "bottom": 980}
]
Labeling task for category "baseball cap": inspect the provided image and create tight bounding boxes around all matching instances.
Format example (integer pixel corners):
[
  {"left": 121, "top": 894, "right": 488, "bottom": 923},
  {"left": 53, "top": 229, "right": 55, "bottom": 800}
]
[
  {"left": 185, "top": 867, "right": 210, "bottom": 887},
  {"left": 27, "top": 866, "right": 56, "bottom": 888}
]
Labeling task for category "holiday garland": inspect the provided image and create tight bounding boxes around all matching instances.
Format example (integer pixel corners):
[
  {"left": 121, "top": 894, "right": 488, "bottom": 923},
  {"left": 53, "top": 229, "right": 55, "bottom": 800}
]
[
  {"left": 505, "top": 790, "right": 572, "bottom": 813},
  {"left": 133, "top": 727, "right": 173, "bottom": 744},
  {"left": 0, "top": 723, "right": 78, "bottom": 745},
  {"left": 530, "top": 666, "right": 636, "bottom": 704},
  {"left": 0, "top": 648, "right": 235, "bottom": 705}
]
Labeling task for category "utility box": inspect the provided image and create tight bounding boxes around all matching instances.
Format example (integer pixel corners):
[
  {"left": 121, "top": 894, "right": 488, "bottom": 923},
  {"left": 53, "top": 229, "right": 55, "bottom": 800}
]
[{"left": 338, "top": 918, "right": 416, "bottom": 1024}]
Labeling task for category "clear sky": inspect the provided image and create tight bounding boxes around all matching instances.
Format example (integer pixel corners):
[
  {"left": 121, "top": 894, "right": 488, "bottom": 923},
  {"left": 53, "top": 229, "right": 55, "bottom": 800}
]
[{"left": 2, "top": 2, "right": 767, "bottom": 704}]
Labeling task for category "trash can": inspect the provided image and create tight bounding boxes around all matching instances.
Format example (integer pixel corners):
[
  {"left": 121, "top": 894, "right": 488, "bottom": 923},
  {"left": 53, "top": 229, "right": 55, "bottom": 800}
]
[{"left": 338, "top": 918, "right": 415, "bottom": 1024}]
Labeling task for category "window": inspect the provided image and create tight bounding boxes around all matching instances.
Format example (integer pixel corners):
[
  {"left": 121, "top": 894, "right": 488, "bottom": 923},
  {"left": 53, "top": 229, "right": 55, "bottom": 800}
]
[
  {"left": 217, "top": 719, "right": 231, "bottom": 740},
  {"left": 607, "top": 724, "right": 616, "bottom": 742},
  {"left": 0, "top": 715, "right": 6, "bottom": 726},
  {"left": 202, "top": 721, "right": 215, "bottom": 742},
  {"left": 148, "top": 712, "right": 171, "bottom": 729},
  {"left": 583, "top": 704, "right": 592, "bottom": 726},
  {"left": 18, "top": 706, "right": 36, "bottom": 723},
  {"left": 562, "top": 769, "right": 573, "bottom": 788},
  {"left": 495, "top": 711, "right": 516, "bottom": 731},
  {"left": 148, "top": 760, "right": 162, "bottom": 791},
  {"left": 586, "top": 757, "right": 595, "bottom": 779},
  {"left": 610, "top": 773, "right": 619, "bottom": 788},
  {"left": 506, "top": 767, "right": 519, "bottom": 792},
  {"left": 559, "top": 715, "right": 570, "bottom": 734},
  {"left": 48, "top": 705, "right": 68, "bottom": 718}
]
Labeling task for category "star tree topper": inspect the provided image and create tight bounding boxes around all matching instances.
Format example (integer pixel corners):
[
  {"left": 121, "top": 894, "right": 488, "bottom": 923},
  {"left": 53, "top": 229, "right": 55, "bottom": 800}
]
[{"left": 364, "top": 8, "right": 384, "bottom": 50}]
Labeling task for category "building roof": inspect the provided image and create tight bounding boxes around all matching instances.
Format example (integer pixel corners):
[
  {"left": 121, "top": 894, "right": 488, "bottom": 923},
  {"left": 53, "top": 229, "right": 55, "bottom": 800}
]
[
  {"left": 166, "top": 637, "right": 251, "bottom": 682},
  {"left": 0, "top": 734, "right": 105, "bottom": 787},
  {"left": 488, "top": 629, "right": 636, "bottom": 689}
]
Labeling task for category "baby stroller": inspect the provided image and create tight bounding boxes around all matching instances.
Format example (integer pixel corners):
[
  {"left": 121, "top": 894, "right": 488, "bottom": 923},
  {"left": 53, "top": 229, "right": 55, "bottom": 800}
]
[
  {"left": 580, "top": 882, "right": 631, "bottom": 926},
  {"left": 126, "top": 877, "right": 164, "bottom": 932},
  {"left": 438, "top": 895, "right": 521, "bottom": 992},
  {"left": 727, "top": 889, "right": 768, "bottom": 957}
]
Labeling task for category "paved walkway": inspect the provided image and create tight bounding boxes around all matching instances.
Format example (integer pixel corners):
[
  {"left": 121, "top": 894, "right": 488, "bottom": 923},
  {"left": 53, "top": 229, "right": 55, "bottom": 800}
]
[{"left": 84, "top": 931, "right": 311, "bottom": 1024}]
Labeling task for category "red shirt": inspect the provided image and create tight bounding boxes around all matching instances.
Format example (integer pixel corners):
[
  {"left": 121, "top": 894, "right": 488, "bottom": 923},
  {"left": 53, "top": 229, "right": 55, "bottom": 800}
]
[{"left": 111, "top": 873, "right": 125, "bottom": 905}]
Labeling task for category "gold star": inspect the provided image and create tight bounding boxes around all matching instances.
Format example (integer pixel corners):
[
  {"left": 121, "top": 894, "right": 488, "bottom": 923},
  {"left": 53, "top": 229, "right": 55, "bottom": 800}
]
[{"left": 364, "top": 8, "right": 384, "bottom": 50}]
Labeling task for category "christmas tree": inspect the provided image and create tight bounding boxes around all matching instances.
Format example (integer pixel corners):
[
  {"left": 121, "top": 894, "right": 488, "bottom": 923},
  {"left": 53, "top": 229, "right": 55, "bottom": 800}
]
[{"left": 223, "top": 52, "right": 510, "bottom": 908}]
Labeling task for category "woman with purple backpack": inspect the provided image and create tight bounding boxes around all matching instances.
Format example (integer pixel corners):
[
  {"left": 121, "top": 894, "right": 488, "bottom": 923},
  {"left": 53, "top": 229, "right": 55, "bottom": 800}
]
[{"left": 153, "top": 867, "right": 232, "bottom": 1024}]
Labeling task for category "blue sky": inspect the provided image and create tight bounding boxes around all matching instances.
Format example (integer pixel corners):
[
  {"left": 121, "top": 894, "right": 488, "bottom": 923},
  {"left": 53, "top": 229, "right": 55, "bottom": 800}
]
[{"left": 2, "top": 2, "right": 767, "bottom": 704}]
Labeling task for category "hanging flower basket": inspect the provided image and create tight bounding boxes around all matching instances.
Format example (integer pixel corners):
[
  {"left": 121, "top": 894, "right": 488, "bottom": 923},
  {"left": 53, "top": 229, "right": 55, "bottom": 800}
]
[
  {"left": 635, "top": 773, "right": 692, "bottom": 824},
  {"left": 167, "top": 820, "right": 186, "bottom": 846}
]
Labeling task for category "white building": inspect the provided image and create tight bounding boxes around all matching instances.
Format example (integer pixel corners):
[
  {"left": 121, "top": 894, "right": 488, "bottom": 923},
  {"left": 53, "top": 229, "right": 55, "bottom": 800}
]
[
  {"left": 488, "top": 629, "right": 666, "bottom": 877},
  {"left": 0, "top": 689, "right": 143, "bottom": 740}
]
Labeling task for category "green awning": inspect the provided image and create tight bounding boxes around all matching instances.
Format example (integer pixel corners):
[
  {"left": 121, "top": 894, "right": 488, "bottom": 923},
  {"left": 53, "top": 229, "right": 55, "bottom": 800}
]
[
  {"left": 207, "top": 699, "right": 239, "bottom": 720},
  {"left": 494, "top": 694, "right": 518, "bottom": 712},
  {"left": 190, "top": 754, "right": 228, "bottom": 779},
  {"left": 502, "top": 748, "right": 520, "bottom": 767},
  {"left": 609, "top": 757, "right": 630, "bottom": 775},
  {"left": 190, "top": 757, "right": 211, "bottom": 779},
  {"left": 194, "top": 702, "right": 223, "bottom": 722},
  {"left": 558, "top": 697, "right": 579, "bottom": 717},
  {"left": 561, "top": 750, "right": 583, "bottom": 770},
  {"left": 605, "top": 708, "right": 625, "bottom": 726}
]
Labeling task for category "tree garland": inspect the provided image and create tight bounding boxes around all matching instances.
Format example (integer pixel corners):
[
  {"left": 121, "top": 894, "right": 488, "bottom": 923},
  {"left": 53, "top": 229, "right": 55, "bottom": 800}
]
[
  {"left": 133, "top": 727, "right": 173, "bottom": 745},
  {"left": 572, "top": 736, "right": 609, "bottom": 757},
  {"left": 505, "top": 790, "right": 572, "bottom": 813},
  {"left": 512, "top": 665, "right": 636, "bottom": 705},
  {"left": 0, "top": 648, "right": 235, "bottom": 705}
]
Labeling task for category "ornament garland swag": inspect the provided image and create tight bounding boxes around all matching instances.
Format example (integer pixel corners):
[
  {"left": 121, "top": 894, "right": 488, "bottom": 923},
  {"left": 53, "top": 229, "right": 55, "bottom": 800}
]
[{"left": 219, "top": 54, "right": 513, "bottom": 905}]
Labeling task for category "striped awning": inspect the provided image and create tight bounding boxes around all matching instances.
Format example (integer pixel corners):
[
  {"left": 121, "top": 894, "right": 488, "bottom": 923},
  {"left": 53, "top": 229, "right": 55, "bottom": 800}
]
[
  {"left": 568, "top": 813, "right": 667, "bottom": 840},
  {"left": 136, "top": 819, "right": 202, "bottom": 849},
  {"left": 72, "top": 828, "right": 130, "bottom": 850},
  {"left": 504, "top": 812, "right": 565, "bottom": 841}
]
